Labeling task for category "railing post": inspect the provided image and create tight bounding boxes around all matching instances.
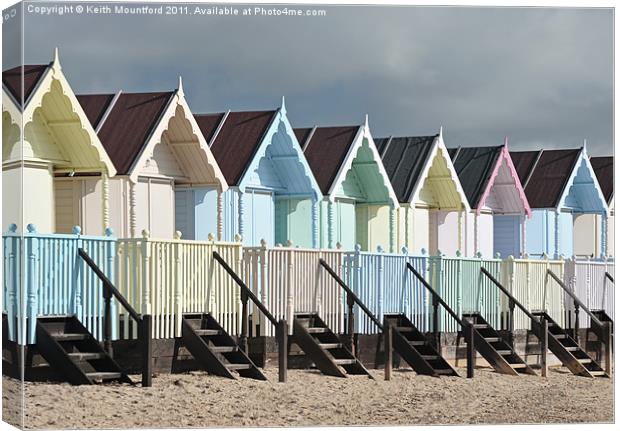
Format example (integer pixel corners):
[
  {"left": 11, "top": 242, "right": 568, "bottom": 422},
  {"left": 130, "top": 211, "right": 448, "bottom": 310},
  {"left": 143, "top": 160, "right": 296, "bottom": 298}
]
[
  {"left": 432, "top": 294, "right": 440, "bottom": 353},
  {"left": 103, "top": 281, "right": 113, "bottom": 357},
  {"left": 140, "top": 230, "right": 152, "bottom": 316},
  {"left": 508, "top": 298, "right": 515, "bottom": 348},
  {"left": 25, "top": 224, "right": 39, "bottom": 345},
  {"left": 540, "top": 315, "right": 548, "bottom": 378},
  {"left": 141, "top": 314, "right": 153, "bottom": 387},
  {"left": 573, "top": 300, "right": 580, "bottom": 345},
  {"left": 5, "top": 224, "right": 18, "bottom": 341},
  {"left": 603, "top": 321, "right": 612, "bottom": 376},
  {"left": 240, "top": 288, "right": 248, "bottom": 353},
  {"left": 347, "top": 292, "right": 355, "bottom": 355},
  {"left": 466, "top": 321, "right": 475, "bottom": 378},
  {"left": 277, "top": 319, "right": 288, "bottom": 383},
  {"left": 173, "top": 231, "right": 183, "bottom": 338},
  {"left": 384, "top": 317, "right": 392, "bottom": 381}
]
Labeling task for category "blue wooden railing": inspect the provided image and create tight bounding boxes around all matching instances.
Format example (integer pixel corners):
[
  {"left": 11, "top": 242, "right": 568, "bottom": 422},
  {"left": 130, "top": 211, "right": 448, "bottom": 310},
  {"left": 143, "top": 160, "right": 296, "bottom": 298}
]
[{"left": 2, "top": 224, "right": 117, "bottom": 344}]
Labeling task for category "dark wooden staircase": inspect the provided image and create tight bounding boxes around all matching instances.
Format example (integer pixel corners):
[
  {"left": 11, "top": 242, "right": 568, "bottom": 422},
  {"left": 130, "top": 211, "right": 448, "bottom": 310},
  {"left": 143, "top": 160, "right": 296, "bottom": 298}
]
[
  {"left": 589, "top": 309, "right": 614, "bottom": 340},
  {"left": 461, "top": 312, "right": 536, "bottom": 376},
  {"left": 293, "top": 313, "right": 372, "bottom": 378},
  {"left": 384, "top": 313, "right": 458, "bottom": 377},
  {"left": 181, "top": 313, "right": 266, "bottom": 380},
  {"left": 36, "top": 316, "right": 132, "bottom": 385},
  {"left": 531, "top": 311, "right": 608, "bottom": 378}
]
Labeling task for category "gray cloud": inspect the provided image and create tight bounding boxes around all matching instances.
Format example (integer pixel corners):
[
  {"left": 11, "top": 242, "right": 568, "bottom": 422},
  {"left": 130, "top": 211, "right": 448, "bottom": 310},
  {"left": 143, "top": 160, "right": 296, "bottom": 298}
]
[{"left": 3, "top": 3, "right": 613, "bottom": 155}]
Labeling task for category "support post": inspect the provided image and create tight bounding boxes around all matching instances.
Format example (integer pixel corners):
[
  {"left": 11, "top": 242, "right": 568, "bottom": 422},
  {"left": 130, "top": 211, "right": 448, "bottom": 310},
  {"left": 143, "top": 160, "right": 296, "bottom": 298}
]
[
  {"left": 347, "top": 292, "right": 355, "bottom": 355},
  {"left": 384, "top": 317, "right": 392, "bottom": 381},
  {"left": 603, "top": 322, "right": 612, "bottom": 376},
  {"left": 141, "top": 314, "right": 153, "bottom": 387},
  {"left": 103, "top": 285, "right": 113, "bottom": 357},
  {"left": 508, "top": 298, "right": 515, "bottom": 348},
  {"left": 217, "top": 190, "right": 224, "bottom": 241},
  {"left": 129, "top": 181, "right": 137, "bottom": 238},
  {"left": 277, "top": 319, "right": 288, "bottom": 383},
  {"left": 240, "top": 289, "right": 248, "bottom": 352},
  {"left": 432, "top": 295, "right": 440, "bottom": 352},
  {"left": 540, "top": 316, "right": 548, "bottom": 378},
  {"left": 466, "top": 321, "right": 475, "bottom": 378},
  {"left": 573, "top": 301, "right": 580, "bottom": 344}
]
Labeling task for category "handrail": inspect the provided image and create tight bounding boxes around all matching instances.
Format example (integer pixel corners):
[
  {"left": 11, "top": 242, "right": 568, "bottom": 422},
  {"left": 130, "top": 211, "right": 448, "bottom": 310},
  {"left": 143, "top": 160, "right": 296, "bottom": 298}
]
[
  {"left": 605, "top": 272, "right": 614, "bottom": 283},
  {"left": 406, "top": 262, "right": 466, "bottom": 328},
  {"left": 547, "top": 269, "right": 603, "bottom": 327},
  {"left": 318, "top": 258, "right": 383, "bottom": 331},
  {"left": 212, "top": 251, "right": 278, "bottom": 327},
  {"left": 78, "top": 248, "right": 141, "bottom": 322},
  {"left": 480, "top": 267, "right": 537, "bottom": 322}
]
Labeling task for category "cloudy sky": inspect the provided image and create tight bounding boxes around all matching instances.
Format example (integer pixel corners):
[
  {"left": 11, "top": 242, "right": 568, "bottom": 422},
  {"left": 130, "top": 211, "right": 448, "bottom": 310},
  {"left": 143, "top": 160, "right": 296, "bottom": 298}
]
[{"left": 2, "top": 2, "right": 614, "bottom": 155}]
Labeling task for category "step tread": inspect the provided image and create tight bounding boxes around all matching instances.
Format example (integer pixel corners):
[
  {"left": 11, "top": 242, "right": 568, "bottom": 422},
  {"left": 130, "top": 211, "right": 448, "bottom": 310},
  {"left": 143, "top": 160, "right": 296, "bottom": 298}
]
[
  {"left": 51, "top": 333, "right": 89, "bottom": 341},
  {"left": 409, "top": 340, "right": 426, "bottom": 346},
  {"left": 307, "top": 327, "right": 329, "bottom": 334},
  {"left": 226, "top": 363, "right": 252, "bottom": 370},
  {"left": 576, "top": 358, "right": 592, "bottom": 364},
  {"left": 590, "top": 371, "right": 608, "bottom": 377},
  {"left": 484, "top": 337, "right": 501, "bottom": 342},
  {"left": 496, "top": 350, "right": 513, "bottom": 355},
  {"left": 210, "top": 346, "right": 238, "bottom": 353},
  {"left": 333, "top": 359, "right": 357, "bottom": 365},
  {"left": 67, "top": 352, "right": 105, "bottom": 361},
  {"left": 420, "top": 355, "right": 439, "bottom": 360},
  {"left": 508, "top": 363, "right": 528, "bottom": 369},
  {"left": 318, "top": 343, "right": 342, "bottom": 349},
  {"left": 85, "top": 372, "right": 121, "bottom": 380}
]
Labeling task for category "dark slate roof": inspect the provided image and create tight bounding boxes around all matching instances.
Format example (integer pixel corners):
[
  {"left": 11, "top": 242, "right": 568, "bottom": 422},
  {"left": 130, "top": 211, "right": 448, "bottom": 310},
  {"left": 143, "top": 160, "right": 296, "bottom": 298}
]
[
  {"left": 448, "top": 146, "right": 502, "bottom": 208},
  {"left": 294, "top": 128, "right": 313, "bottom": 148},
  {"left": 299, "top": 126, "right": 360, "bottom": 195},
  {"left": 2, "top": 64, "right": 49, "bottom": 106},
  {"left": 510, "top": 149, "right": 581, "bottom": 208},
  {"left": 194, "top": 112, "right": 226, "bottom": 144},
  {"left": 375, "top": 136, "right": 437, "bottom": 203},
  {"left": 78, "top": 91, "right": 174, "bottom": 175},
  {"left": 77, "top": 93, "right": 115, "bottom": 130},
  {"left": 206, "top": 110, "right": 278, "bottom": 185},
  {"left": 590, "top": 156, "right": 613, "bottom": 204}
]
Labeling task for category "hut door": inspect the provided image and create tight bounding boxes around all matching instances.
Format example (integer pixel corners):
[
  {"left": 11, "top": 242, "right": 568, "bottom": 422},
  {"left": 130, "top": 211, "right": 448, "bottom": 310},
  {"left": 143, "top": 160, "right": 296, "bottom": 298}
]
[
  {"left": 247, "top": 190, "right": 275, "bottom": 246},
  {"left": 493, "top": 215, "right": 521, "bottom": 258}
]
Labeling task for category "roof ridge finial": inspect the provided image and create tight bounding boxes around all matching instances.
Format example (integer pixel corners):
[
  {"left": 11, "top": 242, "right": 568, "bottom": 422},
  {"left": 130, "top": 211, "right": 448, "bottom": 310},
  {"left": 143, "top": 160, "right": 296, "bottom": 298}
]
[
  {"left": 504, "top": 136, "right": 509, "bottom": 148},
  {"left": 52, "top": 47, "right": 61, "bottom": 71},
  {"left": 364, "top": 113, "right": 369, "bottom": 129},
  {"left": 439, "top": 125, "right": 443, "bottom": 139},
  {"left": 177, "top": 76, "right": 184, "bottom": 97},
  {"left": 583, "top": 138, "right": 588, "bottom": 154},
  {"left": 280, "top": 95, "right": 286, "bottom": 115}
]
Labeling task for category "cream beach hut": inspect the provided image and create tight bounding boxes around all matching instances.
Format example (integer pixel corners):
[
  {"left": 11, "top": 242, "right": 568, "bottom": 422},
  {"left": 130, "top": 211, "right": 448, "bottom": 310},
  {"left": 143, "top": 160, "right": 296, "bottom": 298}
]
[
  {"left": 448, "top": 140, "right": 532, "bottom": 258},
  {"left": 295, "top": 116, "right": 399, "bottom": 252},
  {"left": 2, "top": 49, "right": 116, "bottom": 234},
  {"left": 76, "top": 78, "right": 227, "bottom": 238},
  {"left": 375, "top": 129, "right": 470, "bottom": 256}
]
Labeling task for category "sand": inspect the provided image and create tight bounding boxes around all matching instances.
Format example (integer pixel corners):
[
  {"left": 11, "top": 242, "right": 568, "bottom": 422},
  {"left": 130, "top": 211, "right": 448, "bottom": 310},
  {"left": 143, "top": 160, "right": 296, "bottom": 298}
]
[{"left": 2, "top": 366, "right": 614, "bottom": 429}]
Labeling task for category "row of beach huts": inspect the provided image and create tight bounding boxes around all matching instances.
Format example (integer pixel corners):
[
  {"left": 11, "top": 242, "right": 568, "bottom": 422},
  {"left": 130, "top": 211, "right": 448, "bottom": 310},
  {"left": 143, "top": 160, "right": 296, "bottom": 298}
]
[{"left": 1, "top": 49, "right": 614, "bottom": 384}]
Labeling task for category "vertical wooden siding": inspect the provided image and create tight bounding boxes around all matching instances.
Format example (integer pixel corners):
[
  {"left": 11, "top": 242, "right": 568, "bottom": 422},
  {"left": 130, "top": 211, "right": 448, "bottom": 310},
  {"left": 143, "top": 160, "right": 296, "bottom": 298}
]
[
  {"left": 242, "top": 245, "right": 344, "bottom": 336},
  {"left": 2, "top": 225, "right": 116, "bottom": 344},
  {"left": 564, "top": 258, "right": 614, "bottom": 327},
  {"left": 116, "top": 234, "right": 243, "bottom": 339}
]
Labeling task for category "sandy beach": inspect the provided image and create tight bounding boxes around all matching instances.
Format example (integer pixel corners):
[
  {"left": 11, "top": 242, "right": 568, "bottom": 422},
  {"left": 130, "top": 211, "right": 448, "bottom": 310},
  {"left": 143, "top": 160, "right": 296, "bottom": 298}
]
[{"left": 2, "top": 365, "right": 613, "bottom": 429}]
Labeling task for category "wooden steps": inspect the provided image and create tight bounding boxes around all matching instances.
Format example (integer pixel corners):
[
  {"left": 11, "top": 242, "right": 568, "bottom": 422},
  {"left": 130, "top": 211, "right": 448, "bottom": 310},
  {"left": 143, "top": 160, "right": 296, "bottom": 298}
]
[
  {"left": 293, "top": 313, "right": 372, "bottom": 378},
  {"left": 384, "top": 314, "right": 459, "bottom": 377},
  {"left": 181, "top": 313, "right": 266, "bottom": 380},
  {"left": 461, "top": 312, "right": 536, "bottom": 376},
  {"left": 531, "top": 311, "right": 608, "bottom": 378},
  {"left": 35, "top": 316, "right": 132, "bottom": 385}
]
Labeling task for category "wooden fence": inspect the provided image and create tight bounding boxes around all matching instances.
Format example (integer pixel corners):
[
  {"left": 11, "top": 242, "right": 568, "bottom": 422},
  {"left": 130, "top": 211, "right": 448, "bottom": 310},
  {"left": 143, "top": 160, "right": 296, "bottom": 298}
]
[
  {"left": 2, "top": 224, "right": 116, "bottom": 344},
  {"left": 116, "top": 231, "right": 243, "bottom": 339},
  {"left": 501, "top": 255, "right": 566, "bottom": 330},
  {"left": 564, "top": 257, "right": 614, "bottom": 327},
  {"left": 342, "top": 246, "right": 428, "bottom": 333},
  {"left": 242, "top": 241, "right": 344, "bottom": 336}
]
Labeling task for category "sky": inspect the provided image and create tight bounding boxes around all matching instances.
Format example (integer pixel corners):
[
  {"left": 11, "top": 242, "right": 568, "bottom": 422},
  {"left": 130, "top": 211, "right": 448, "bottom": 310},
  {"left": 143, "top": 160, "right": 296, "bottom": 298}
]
[{"left": 2, "top": 2, "right": 614, "bottom": 155}]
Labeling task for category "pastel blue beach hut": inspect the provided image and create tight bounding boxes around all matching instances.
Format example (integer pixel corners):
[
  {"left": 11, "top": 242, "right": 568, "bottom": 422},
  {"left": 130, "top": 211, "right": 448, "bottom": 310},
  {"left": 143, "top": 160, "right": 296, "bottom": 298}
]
[
  {"left": 189, "top": 98, "right": 322, "bottom": 247},
  {"left": 511, "top": 146, "right": 608, "bottom": 259}
]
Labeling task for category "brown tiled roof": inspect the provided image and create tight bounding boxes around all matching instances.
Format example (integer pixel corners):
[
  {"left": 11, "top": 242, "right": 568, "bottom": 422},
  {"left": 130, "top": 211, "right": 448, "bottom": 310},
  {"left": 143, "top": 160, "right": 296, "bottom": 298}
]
[
  {"left": 298, "top": 126, "right": 360, "bottom": 195},
  {"left": 78, "top": 91, "right": 174, "bottom": 175},
  {"left": 590, "top": 156, "right": 613, "bottom": 204},
  {"left": 2, "top": 64, "right": 49, "bottom": 106},
  {"left": 294, "top": 128, "right": 313, "bottom": 147},
  {"left": 194, "top": 113, "right": 226, "bottom": 145},
  {"left": 510, "top": 149, "right": 580, "bottom": 208},
  {"left": 207, "top": 110, "right": 277, "bottom": 185},
  {"left": 77, "top": 93, "right": 115, "bottom": 130}
]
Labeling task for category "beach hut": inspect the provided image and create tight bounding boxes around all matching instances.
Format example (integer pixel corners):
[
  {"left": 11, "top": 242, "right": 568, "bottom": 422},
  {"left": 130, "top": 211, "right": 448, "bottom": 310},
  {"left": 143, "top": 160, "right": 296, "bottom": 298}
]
[
  {"left": 295, "top": 116, "right": 399, "bottom": 252},
  {"left": 448, "top": 139, "right": 532, "bottom": 258},
  {"left": 192, "top": 98, "right": 322, "bottom": 247},
  {"left": 77, "top": 78, "right": 227, "bottom": 238},
  {"left": 2, "top": 49, "right": 116, "bottom": 234},
  {"left": 376, "top": 129, "right": 470, "bottom": 256},
  {"left": 573, "top": 156, "right": 614, "bottom": 257},
  {"left": 510, "top": 146, "right": 608, "bottom": 259}
]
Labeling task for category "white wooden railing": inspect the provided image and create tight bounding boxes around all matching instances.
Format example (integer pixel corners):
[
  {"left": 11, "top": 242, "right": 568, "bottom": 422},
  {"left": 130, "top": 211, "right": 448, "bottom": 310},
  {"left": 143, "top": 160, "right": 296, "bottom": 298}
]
[{"left": 564, "top": 257, "right": 614, "bottom": 327}]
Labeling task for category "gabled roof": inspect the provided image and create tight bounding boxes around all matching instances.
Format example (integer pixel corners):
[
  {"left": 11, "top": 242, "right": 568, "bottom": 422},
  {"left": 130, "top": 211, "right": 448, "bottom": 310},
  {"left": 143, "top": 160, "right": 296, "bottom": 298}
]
[
  {"left": 449, "top": 146, "right": 503, "bottom": 208},
  {"left": 2, "top": 64, "right": 49, "bottom": 106},
  {"left": 510, "top": 149, "right": 581, "bottom": 208},
  {"left": 376, "top": 135, "right": 437, "bottom": 203},
  {"left": 590, "top": 156, "right": 613, "bottom": 204},
  {"left": 78, "top": 92, "right": 174, "bottom": 175},
  {"left": 296, "top": 126, "right": 360, "bottom": 195},
  {"left": 195, "top": 110, "right": 277, "bottom": 186}
]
